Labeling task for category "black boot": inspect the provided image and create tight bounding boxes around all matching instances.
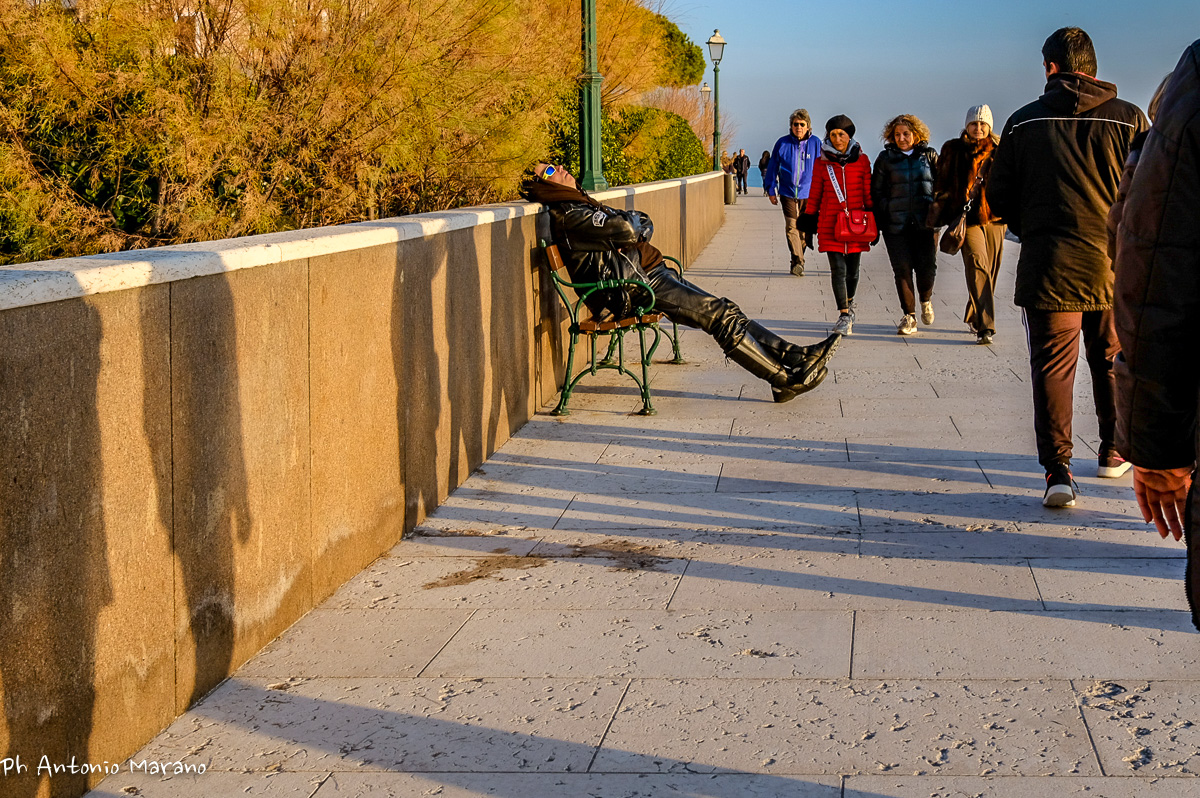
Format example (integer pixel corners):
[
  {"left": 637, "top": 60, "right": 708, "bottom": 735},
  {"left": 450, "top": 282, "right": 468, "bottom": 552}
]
[
  {"left": 725, "top": 334, "right": 830, "bottom": 403},
  {"left": 745, "top": 322, "right": 841, "bottom": 377}
]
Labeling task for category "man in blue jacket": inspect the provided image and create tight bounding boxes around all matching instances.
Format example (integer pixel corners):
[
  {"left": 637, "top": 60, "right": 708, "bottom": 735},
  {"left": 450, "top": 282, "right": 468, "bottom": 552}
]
[{"left": 765, "top": 108, "right": 822, "bottom": 276}]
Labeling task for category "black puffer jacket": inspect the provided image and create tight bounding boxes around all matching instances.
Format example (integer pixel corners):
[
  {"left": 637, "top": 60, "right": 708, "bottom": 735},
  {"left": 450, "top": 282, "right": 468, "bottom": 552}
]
[
  {"left": 1112, "top": 39, "right": 1200, "bottom": 630},
  {"left": 870, "top": 143, "right": 937, "bottom": 235},
  {"left": 988, "top": 72, "right": 1149, "bottom": 310}
]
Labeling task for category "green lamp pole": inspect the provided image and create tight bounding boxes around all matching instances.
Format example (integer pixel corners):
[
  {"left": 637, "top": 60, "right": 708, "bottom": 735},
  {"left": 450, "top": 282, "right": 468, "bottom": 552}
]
[
  {"left": 706, "top": 29, "right": 726, "bottom": 173},
  {"left": 579, "top": 0, "right": 607, "bottom": 190}
]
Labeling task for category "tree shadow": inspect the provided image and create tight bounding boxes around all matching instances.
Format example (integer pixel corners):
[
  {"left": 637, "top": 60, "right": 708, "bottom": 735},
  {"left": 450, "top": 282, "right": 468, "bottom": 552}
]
[{"left": 0, "top": 297, "right": 110, "bottom": 798}]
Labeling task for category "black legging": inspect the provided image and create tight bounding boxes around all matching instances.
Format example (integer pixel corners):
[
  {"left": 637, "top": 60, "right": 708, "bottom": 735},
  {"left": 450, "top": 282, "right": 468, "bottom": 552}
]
[{"left": 827, "top": 252, "right": 862, "bottom": 311}]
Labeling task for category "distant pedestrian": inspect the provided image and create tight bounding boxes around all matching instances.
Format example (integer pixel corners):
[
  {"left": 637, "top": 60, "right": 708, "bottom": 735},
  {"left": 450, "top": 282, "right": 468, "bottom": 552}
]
[
  {"left": 765, "top": 109, "right": 823, "bottom": 276},
  {"left": 932, "top": 105, "right": 1005, "bottom": 345},
  {"left": 720, "top": 150, "right": 733, "bottom": 174},
  {"left": 1111, "top": 39, "right": 1199, "bottom": 629},
  {"left": 734, "top": 149, "right": 751, "bottom": 194},
  {"left": 758, "top": 150, "right": 771, "bottom": 196},
  {"left": 804, "top": 114, "right": 874, "bottom": 336},
  {"left": 987, "top": 26, "right": 1149, "bottom": 508},
  {"left": 871, "top": 114, "right": 939, "bottom": 336}
]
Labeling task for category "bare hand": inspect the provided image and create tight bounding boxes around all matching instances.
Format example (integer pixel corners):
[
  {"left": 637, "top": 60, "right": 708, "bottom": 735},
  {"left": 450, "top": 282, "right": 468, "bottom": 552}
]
[
  {"left": 769, "top": 195, "right": 778, "bottom": 206},
  {"left": 1133, "top": 465, "right": 1193, "bottom": 541}
]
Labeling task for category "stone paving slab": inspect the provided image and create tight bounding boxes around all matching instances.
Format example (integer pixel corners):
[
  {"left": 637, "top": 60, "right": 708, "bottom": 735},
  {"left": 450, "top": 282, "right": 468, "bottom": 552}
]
[
  {"left": 422, "top": 610, "right": 853, "bottom": 679},
  {"left": 326, "top": 555, "right": 687, "bottom": 611},
  {"left": 90, "top": 194, "right": 1199, "bottom": 797},
  {"left": 314, "top": 773, "right": 845, "bottom": 797},
  {"left": 592, "top": 679, "right": 1097, "bottom": 776},
  {"left": 843, "top": 776, "right": 1200, "bottom": 797},
  {"left": 715, "top": 458, "right": 992, "bottom": 493},
  {"left": 851, "top": 611, "right": 1199, "bottom": 679},
  {"left": 668, "top": 554, "right": 1040, "bottom": 612},
  {"left": 135, "top": 677, "right": 626, "bottom": 773}
]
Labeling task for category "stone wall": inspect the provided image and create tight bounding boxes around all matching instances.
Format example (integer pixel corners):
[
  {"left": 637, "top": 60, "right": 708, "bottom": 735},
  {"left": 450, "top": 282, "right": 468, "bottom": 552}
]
[{"left": 0, "top": 172, "right": 722, "bottom": 796}]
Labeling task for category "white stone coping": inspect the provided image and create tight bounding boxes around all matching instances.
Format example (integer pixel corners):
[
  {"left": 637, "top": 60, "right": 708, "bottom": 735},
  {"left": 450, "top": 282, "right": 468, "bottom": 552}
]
[{"left": 0, "top": 172, "right": 722, "bottom": 312}]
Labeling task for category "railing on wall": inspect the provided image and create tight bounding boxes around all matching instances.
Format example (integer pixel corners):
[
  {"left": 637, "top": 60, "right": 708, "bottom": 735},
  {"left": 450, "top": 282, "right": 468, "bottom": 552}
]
[{"left": 0, "top": 172, "right": 724, "bottom": 797}]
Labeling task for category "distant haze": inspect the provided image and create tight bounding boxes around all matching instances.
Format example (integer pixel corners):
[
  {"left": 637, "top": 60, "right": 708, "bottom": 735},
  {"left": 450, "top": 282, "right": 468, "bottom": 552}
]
[{"left": 667, "top": 0, "right": 1198, "bottom": 162}]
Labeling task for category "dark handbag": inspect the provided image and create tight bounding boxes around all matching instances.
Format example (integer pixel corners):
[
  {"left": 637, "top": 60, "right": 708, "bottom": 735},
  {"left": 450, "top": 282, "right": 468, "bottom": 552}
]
[
  {"left": 939, "top": 211, "right": 968, "bottom": 255},
  {"left": 938, "top": 155, "right": 993, "bottom": 256},
  {"left": 825, "top": 164, "right": 877, "bottom": 244},
  {"left": 797, "top": 212, "right": 819, "bottom": 235}
]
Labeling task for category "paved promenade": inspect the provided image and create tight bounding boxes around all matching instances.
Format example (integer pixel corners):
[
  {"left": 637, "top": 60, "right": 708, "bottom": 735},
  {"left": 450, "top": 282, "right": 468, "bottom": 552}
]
[{"left": 92, "top": 196, "right": 1198, "bottom": 798}]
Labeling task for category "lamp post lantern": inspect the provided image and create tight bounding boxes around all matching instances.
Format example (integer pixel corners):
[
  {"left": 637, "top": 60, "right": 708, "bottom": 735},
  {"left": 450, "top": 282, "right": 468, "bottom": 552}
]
[
  {"left": 579, "top": 0, "right": 607, "bottom": 191},
  {"left": 706, "top": 29, "right": 725, "bottom": 173}
]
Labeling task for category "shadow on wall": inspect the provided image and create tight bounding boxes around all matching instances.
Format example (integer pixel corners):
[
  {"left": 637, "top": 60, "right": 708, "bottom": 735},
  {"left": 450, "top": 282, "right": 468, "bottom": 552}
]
[
  {"left": 162, "top": 273, "right": 252, "bottom": 710},
  {"left": 0, "top": 299, "right": 111, "bottom": 798}
]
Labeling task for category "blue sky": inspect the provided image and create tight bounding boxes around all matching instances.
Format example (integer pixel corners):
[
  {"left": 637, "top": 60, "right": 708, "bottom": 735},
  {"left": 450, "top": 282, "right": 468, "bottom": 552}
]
[{"left": 667, "top": 0, "right": 1199, "bottom": 167}]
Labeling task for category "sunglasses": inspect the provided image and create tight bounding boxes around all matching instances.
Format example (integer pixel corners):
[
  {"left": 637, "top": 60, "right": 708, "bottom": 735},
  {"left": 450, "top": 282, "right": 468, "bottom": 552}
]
[{"left": 539, "top": 165, "right": 557, "bottom": 180}]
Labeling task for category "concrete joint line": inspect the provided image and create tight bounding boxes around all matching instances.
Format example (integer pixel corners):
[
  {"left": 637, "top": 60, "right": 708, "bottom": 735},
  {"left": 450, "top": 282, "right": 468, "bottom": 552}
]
[
  {"left": 416, "top": 608, "right": 479, "bottom": 678},
  {"left": 588, "top": 679, "right": 633, "bottom": 773},
  {"left": 1072, "top": 678, "right": 1108, "bottom": 776}
]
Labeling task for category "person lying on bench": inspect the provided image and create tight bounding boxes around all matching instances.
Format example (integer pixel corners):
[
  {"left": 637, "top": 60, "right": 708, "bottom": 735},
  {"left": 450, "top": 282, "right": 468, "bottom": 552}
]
[{"left": 522, "top": 162, "right": 840, "bottom": 402}]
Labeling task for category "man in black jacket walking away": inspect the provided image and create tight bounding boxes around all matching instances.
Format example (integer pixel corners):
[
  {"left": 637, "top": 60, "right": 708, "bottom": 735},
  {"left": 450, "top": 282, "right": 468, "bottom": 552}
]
[{"left": 988, "top": 27, "right": 1148, "bottom": 508}]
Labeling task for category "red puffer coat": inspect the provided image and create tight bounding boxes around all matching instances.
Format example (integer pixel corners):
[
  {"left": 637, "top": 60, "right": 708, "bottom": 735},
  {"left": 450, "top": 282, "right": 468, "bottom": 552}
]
[{"left": 806, "top": 147, "right": 874, "bottom": 254}]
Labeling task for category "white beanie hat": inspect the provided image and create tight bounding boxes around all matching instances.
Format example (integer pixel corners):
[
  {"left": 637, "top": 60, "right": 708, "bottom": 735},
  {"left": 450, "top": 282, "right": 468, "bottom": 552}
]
[{"left": 965, "top": 104, "right": 994, "bottom": 130}]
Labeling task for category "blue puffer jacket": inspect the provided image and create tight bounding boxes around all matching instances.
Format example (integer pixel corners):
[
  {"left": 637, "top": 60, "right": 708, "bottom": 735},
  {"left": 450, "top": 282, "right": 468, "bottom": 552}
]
[{"left": 765, "top": 133, "right": 822, "bottom": 200}]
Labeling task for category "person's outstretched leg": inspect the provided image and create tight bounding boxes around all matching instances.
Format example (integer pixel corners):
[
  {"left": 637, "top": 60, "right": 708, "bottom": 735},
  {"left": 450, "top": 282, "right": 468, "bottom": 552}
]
[{"left": 645, "top": 264, "right": 836, "bottom": 398}]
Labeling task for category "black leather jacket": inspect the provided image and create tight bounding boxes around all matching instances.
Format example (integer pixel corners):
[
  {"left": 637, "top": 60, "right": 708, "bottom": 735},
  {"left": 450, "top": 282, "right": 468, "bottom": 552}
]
[
  {"left": 870, "top": 143, "right": 938, "bottom": 235},
  {"left": 546, "top": 197, "right": 657, "bottom": 317}
]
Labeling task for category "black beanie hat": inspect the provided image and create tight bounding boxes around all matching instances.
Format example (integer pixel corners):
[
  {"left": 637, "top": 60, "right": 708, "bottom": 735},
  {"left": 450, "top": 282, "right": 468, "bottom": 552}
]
[{"left": 825, "top": 114, "right": 855, "bottom": 138}]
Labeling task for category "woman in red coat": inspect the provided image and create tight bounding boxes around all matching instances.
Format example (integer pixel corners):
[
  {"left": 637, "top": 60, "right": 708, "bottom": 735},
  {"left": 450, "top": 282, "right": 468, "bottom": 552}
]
[{"left": 804, "top": 115, "right": 874, "bottom": 335}]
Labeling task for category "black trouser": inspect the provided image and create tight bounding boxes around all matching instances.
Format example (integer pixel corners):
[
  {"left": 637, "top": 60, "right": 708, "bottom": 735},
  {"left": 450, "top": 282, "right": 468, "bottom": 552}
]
[
  {"left": 827, "top": 252, "right": 861, "bottom": 311},
  {"left": 882, "top": 224, "right": 938, "bottom": 315},
  {"left": 1023, "top": 308, "right": 1119, "bottom": 469},
  {"left": 735, "top": 172, "right": 747, "bottom": 193}
]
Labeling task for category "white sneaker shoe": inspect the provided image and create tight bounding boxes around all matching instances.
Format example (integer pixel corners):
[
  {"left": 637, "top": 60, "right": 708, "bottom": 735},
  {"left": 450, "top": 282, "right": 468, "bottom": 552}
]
[
  {"left": 897, "top": 314, "right": 917, "bottom": 335},
  {"left": 832, "top": 314, "right": 853, "bottom": 335},
  {"left": 920, "top": 301, "right": 935, "bottom": 326}
]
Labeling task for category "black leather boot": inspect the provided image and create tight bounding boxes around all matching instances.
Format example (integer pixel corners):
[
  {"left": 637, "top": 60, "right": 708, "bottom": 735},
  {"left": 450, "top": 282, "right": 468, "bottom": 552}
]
[
  {"left": 746, "top": 322, "right": 841, "bottom": 377},
  {"left": 725, "top": 334, "right": 830, "bottom": 403}
]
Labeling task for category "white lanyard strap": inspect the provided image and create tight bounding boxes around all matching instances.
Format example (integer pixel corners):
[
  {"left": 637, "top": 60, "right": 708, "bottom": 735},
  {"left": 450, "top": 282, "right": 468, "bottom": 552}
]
[{"left": 826, "top": 164, "right": 847, "bottom": 206}]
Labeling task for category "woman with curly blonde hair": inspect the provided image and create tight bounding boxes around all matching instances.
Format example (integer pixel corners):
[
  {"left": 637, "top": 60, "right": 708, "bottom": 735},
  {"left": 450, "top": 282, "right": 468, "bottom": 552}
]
[{"left": 871, "top": 114, "right": 939, "bottom": 335}]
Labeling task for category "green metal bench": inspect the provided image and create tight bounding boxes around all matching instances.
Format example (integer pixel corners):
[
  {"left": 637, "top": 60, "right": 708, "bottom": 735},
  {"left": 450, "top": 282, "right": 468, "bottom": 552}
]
[{"left": 543, "top": 243, "right": 684, "bottom": 416}]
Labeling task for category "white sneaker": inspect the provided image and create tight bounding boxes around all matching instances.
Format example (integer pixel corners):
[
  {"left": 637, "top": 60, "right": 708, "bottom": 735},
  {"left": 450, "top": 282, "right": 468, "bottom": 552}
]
[
  {"left": 897, "top": 314, "right": 917, "bottom": 335},
  {"left": 832, "top": 314, "right": 853, "bottom": 335},
  {"left": 847, "top": 298, "right": 857, "bottom": 322},
  {"left": 920, "top": 301, "right": 935, "bottom": 325}
]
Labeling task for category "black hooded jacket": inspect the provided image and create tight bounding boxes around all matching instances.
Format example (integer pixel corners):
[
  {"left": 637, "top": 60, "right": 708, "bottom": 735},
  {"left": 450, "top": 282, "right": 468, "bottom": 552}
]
[{"left": 987, "top": 72, "right": 1149, "bottom": 311}]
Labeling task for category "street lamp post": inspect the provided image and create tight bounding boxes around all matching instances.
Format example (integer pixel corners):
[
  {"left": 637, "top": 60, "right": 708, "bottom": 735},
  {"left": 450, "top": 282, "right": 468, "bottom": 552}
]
[
  {"left": 579, "top": 0, "right": 607, "bottom": 191},
  {"left": 705, "top": 29, "right": 725, "bottom": 173}
]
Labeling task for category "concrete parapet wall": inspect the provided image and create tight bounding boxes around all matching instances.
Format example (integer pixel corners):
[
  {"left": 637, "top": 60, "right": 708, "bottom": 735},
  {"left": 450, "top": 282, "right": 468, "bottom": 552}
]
[{"left": 0, "top": 172, "right": 723, "bottom": 795}]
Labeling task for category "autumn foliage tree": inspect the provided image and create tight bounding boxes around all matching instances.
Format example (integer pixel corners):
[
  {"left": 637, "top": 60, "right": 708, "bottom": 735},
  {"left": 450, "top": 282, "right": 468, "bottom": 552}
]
[{"left": 0, "top": 0, "right": 709, "bottom": 264}]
